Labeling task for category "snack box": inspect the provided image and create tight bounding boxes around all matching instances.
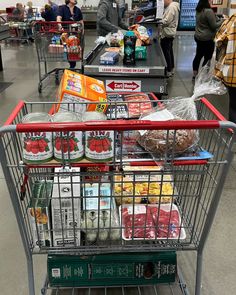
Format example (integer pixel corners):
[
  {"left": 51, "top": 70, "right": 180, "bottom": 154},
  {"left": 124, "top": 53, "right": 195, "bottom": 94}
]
[
  {"left": 57, "top": 70, "right": 107, "bottom": 115},
  {"left": 51, "top": 167, "right": 81, "bottom": 247},
  {"left": 114, "top": 165, "right": 174, "bottom": 205},
  {"left": 100, "top": 52, "right": 119, "bottom": 65},
  {"left": 48, "top": 252, "right": 177, "bottom": 287},
  {"left": 135, "top": 46, "right": 147, "bottom": 60},
  {"left": 28, "top": 180, "right": 53, "bottom": 248},
  {"left": 120, "top": 203, "right": 186, "bottom": 241},
  {"left": 81, "top": 165, "right": 110, "bottom": 182}
]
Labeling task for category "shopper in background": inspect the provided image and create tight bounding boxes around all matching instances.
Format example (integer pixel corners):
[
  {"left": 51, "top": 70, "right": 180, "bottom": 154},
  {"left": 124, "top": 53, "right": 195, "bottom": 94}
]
[
  {"left": 192, "top": 0, "right": 223, "bottom": 80},
  {"left": 160, "top": 0, "right": 179, "bottom": 77},
  {"left": 57, "top": 0, "right": 83, "bottom": 69},
  {"left": 215, "top": 14, "right": 236, "bottom": 123},
  {"left": 12, "top": 3, "right": 24, "bottom": 21},
  {"left": 117, "top": 0, "right": 126, "bottom": 19},
  {"left": 48, "top": 0, "right": 59, "bottom": 14},
  {"left": 26, "top": 1, "right": 34, "bottom": 19},
  {"left": 97, "top": 0, "right": 129, "bottom": 37},
  {"left": 41, "top": 4, "right": 57, "bottom": 21}
]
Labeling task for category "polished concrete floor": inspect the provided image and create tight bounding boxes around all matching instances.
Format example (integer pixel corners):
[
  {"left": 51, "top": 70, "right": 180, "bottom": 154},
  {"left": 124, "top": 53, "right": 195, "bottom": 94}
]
[{"left": 0, "top": 31, "right": 235, "bottom": 295}]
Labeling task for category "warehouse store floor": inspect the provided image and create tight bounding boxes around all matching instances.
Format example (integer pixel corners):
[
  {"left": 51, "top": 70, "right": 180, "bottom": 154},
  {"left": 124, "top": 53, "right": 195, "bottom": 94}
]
[{"left": 0, "top": 31, "right": 235, "bottom": 295}]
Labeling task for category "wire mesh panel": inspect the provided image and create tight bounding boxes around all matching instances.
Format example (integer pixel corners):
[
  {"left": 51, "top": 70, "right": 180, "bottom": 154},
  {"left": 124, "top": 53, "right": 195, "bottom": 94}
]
[
  {"left": 34, "top": 21, "right": 84, "bottom": 62},
  {"left": 0, "top": 99, "right": 234, "bottom": 256}
]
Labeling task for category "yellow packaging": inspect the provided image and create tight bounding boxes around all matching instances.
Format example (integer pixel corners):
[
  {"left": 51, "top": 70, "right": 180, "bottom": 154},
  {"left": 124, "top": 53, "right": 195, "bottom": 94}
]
[
  {"left": 114, "top": 166, "right": 174, "bottom": 205},
  {"left": 57, "top": 70, "right": 107, "bottom": 115}
]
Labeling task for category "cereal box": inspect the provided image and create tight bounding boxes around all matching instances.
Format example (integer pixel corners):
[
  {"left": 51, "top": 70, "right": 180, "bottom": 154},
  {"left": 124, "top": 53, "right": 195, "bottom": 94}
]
[{"left": 57, "top": 70, "right": 107, "bottom": 115}]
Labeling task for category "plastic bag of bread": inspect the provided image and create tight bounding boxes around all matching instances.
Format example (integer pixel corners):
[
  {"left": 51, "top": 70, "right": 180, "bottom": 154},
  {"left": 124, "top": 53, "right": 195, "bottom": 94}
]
[
  {"left": 137, "top": 109, "right": 197, "bottom": 155},
  {"left": 129, "top": 24, "right": 150, "bottom": 45},
  {"left": 137, "top": 65, "right": 227, "bottom": 156}
]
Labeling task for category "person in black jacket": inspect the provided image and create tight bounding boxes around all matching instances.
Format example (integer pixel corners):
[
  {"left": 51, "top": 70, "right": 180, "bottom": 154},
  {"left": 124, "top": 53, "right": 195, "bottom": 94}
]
[
  {"left": 41, "top": 4, "right": 57, "bottom": 21},
  {"left": 192, "top": 0, "right": 223, "bottom": 79}
]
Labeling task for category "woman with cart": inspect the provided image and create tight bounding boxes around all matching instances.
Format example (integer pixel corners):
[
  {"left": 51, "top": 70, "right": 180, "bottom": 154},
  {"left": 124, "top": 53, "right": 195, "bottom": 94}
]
[{"left": 57, "top": 0, "right": 84, "bottom": 69}]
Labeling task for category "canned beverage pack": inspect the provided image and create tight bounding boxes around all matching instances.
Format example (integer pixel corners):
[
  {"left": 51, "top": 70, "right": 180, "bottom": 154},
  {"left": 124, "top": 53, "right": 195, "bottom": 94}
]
[
  {"left": 53, "top": 111, "right": 83, "bottom": 162},
  {"left": 22, "top": 113, "right": 53, "bottom": 163},
  {"left": 83, "top": 112, "right": 114, "bottom": 162}
]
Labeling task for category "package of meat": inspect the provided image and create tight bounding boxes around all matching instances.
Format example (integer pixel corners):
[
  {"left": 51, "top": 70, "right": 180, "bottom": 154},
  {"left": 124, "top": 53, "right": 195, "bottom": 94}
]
[
  {"left": 121, "top": 205, "right": 156, "bottom": 240},
  {"left": 120, "top": 204, "right": 186, "bottom": 240},
  {"left": 124, "top": 93, "right": 153, "bottom": 118}
]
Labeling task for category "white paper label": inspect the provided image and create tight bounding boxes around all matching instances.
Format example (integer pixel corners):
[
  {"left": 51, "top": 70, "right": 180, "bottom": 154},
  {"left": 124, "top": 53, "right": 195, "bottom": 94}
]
[
  {"left": 52, "top": 268, "right": 61, "bottom": 278},
  {"left": 139, "top": 109, "right": 175, "bottom": 136},
  {"left": 99, "top": 67, "right": 149, "bottom": 74}
]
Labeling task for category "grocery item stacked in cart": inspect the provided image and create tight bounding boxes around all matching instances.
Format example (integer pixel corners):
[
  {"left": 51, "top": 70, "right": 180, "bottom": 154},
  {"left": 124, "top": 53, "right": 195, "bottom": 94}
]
[
  {"left": 36, "top": 22, "right": 83, "bottom": 61},
  {"left": 22, "top": 70, "right": 215, "bottom": 253}
]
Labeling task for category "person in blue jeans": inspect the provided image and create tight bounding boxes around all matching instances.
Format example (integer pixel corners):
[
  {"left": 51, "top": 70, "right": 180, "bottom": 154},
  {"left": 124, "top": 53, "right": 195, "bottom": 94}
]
[{"left": 57, "top": 0, "right": 84, "bottom": 69}]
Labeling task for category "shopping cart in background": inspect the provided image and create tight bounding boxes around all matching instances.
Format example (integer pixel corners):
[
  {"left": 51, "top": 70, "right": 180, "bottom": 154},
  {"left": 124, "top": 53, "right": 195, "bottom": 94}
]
[
  {"left": 34, "top": 21, "right": 84, "bottom": 93},
  {"left": 0, "top": 97, "right": 235, "bottom": 295}
]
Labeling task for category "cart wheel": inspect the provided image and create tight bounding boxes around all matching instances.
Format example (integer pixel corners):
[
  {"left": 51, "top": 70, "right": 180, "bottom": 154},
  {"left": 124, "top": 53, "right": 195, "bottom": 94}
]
[
  {"left": 38, "top": 83, "right": 42, "bottom": 93},
  {"left": 41, "top": 288, "right": 46, "bottom": 295}
]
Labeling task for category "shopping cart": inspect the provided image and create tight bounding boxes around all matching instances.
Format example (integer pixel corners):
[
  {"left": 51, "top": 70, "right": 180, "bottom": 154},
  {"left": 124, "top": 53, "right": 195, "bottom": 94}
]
[
  {"left": 0, "top": 97, "right": 235, "bottom": 295},
  {"left": 34, "top": 21, "right": 84, "bottom": 93}
]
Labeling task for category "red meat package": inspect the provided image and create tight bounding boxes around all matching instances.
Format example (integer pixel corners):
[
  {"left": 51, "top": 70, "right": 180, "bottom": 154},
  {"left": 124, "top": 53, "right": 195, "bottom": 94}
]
[
  {"left": 124, "top": 93, "right": 153, "bottom": 118},
  {"left": 151, "top": 206, "right": 181, "bottom": 239},
  {"left": 122, "top": 205, "right": 156, "bottom": 239},
  {"left": 121, "top": 204, "right": 185, "bottom": 240}
]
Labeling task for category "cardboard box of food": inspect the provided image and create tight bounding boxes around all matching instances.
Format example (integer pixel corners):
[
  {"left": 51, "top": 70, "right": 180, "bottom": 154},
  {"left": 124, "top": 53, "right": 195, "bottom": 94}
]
[
  {"left": 57, "top": 70, "right": 107, "bottom": 115},
  {"left": 28, "top": 180, "right": 53, "bottom": 248},
  {"left": 51, "top": 167, "right": 81, "bottom": 247},
  {"left": 48, "top": 252, "right": 177, "bottom": 287}
]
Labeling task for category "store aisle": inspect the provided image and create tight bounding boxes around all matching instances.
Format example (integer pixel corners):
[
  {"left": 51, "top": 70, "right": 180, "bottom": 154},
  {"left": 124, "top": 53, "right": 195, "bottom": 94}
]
[{"left": 0, "top": 32, "right": 235, "bottom": 295}]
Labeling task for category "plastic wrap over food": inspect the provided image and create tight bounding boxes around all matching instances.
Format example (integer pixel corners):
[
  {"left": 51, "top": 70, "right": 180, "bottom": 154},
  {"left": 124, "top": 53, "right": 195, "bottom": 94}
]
[
  {"left": 121, "top": 204, "right": 185, "bottom": 240},
  {"left": 137, "top": 110, "right": 197, "bottom": 155},
  {"left": 137, "top": 65, "right": 227, "bottom": 156}
]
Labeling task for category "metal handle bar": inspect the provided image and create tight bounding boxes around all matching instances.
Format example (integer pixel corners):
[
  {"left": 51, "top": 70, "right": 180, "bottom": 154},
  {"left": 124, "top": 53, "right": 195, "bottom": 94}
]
[{"left": 1, "top": 120, "right": 235, "bottom": 134}]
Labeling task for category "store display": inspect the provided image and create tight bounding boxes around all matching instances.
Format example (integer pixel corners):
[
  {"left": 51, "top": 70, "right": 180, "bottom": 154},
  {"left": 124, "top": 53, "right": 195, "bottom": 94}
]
[
  {"left": 48, "top": 252, "right": 176, "bottom": 287},
  {"left": 121, "top": 204, "right": 186, "bottom": 240},
  {"left": 123, "top": 31, "right": 137, "bottom": 66},
  {"left": 57, "top": 70, "right": 107, "bottom": 115},
  {"left": 22, "top": 112, "right": 53, "bottom": 163},
  {"left": 52, "top": 111, "right": 84, "bottom": 162},
  {"left": 83, "top": 112, "right": 114, "bottom": 162},
  {"left": 114, "top": 166, "right": 174, "bottom": 205},
  {"left": 28, "top": 180, "right": 53, "bottom": 248},
  {"left": 179, "top": 0, "right": 198, "bottom": 30},
  {"left": 51, "top": 167, "right": 81, "bottom": 247}
]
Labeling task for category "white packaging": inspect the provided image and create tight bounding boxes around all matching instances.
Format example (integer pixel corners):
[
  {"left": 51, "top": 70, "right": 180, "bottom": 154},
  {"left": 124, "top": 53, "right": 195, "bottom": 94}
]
[{"left": 51, "top": 167, "right": 81, "bottom": 247}]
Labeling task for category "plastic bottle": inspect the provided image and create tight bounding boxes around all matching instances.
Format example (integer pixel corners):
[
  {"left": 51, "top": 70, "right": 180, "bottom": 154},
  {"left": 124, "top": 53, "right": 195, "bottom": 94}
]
[{"left": 123, "top": 31, "right": 137, "bottom": 66}]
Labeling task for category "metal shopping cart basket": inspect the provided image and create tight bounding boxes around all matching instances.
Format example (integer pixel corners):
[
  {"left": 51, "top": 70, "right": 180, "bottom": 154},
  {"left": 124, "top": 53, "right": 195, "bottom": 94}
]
[
  {"left": 0, "top": 97, "right": 235, "bottom": 295},
  {"left": 34, "top": 21, "right": 84, "bottom": 93}
]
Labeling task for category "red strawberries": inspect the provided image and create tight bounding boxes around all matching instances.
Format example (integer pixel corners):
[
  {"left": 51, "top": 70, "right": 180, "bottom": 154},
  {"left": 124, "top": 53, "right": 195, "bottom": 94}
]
[
  {"left": 87, "top": 136, "right": 112, "bottom": 153},
  {"left": 24, "top": 138, "right": 49, "bottom": 154}
]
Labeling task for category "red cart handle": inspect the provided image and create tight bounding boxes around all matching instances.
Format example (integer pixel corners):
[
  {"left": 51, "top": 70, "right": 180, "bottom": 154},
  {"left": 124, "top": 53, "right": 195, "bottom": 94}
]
[{"left": 15, "top": 120, "right": 221, "bottom": 133}]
